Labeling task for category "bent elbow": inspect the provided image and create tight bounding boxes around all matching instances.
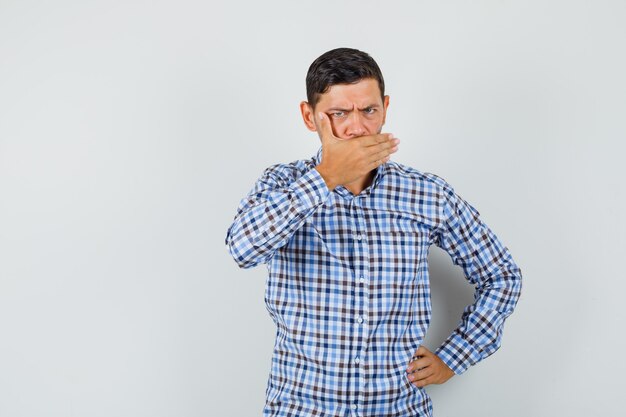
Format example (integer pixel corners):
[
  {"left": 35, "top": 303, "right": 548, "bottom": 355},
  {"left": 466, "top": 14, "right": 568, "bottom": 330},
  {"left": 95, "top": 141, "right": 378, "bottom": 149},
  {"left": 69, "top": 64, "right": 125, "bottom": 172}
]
[
  {"left": 230, "top": 251, "right": 261, "bottom": 269},
  {"left": 225, "top": 235, "right": 262, "bottom": 270}
]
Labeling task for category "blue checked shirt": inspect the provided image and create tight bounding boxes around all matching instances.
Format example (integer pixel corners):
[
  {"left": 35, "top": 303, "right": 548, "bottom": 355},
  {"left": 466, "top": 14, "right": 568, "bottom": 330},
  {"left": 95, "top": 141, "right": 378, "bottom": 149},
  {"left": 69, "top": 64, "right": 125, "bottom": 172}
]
[{"left": 226, "top": 148, "right": 522, "bottom": 417}]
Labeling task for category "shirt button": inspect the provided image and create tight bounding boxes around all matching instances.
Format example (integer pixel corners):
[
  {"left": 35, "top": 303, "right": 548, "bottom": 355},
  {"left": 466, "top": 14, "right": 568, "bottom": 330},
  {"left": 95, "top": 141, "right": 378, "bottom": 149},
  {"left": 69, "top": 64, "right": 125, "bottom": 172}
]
[
  {"left": 359, "top": 276, "right": 365, "bottom": 283},
  {"left": 357, "top": 316, "right": 364, "bottom": 324},
  {"left": 354, "top": 357, "right": 360, "bottom": 364},
  {"left": 356, "top": 234, "right": 362, "bottom": 241},
  {"left": 351, "top": 404, "right": 358, "bottom": 410}
]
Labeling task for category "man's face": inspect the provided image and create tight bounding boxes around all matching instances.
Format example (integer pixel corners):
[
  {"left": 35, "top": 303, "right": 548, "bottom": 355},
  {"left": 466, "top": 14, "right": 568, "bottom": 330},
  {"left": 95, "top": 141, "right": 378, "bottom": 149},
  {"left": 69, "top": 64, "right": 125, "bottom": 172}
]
[{"left": 301, "top": 78, "right": 390, "bottom": 140}]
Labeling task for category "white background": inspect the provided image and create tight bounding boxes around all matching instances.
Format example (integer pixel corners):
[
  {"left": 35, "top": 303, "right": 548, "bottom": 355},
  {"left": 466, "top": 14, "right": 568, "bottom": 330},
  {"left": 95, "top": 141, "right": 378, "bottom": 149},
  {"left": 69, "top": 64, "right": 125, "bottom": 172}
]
[{"left": 1, "top": 1, "right": 625, "bottom": 416}]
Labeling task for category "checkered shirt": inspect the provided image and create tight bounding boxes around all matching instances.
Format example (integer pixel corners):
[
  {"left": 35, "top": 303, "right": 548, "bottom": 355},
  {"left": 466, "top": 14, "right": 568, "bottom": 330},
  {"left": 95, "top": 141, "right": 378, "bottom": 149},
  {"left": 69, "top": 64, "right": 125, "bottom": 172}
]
[{"left": 226, "top": 148, "right": 522, "bottom": 417}]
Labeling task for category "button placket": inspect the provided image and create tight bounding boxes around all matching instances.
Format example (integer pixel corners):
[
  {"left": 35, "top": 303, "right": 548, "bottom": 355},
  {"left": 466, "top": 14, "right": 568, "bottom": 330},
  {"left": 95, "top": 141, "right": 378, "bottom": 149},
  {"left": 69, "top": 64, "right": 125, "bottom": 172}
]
[{"left": 349, "top": 196, "right": 370, "bottom": 411}]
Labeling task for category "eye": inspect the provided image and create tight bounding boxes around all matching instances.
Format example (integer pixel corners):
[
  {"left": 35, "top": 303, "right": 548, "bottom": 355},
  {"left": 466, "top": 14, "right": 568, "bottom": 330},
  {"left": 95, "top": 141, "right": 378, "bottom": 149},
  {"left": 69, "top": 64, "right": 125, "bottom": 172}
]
[
  {"left": 331, "top": 111, "right": 346, "bottom": 118},
  {"left": 363, "top": 107, "right": 376, "bottom": 115}
]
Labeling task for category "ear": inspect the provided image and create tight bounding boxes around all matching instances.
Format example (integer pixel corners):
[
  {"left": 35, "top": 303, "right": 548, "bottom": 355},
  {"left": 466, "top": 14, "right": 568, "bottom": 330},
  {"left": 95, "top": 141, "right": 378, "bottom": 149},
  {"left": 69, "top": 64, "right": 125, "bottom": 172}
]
[
  {"left": 300, "top": 101, "right": 317, "bottom": 132},
  {"left": 381, "top": 95, "right": 390, "bottom": 125}
]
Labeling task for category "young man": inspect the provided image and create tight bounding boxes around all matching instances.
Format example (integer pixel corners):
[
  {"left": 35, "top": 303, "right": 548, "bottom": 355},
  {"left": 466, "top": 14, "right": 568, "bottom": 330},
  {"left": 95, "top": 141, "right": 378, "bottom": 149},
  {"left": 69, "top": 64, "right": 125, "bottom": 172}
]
[{"left": 226, "top": 48, "right": 522, "bottom": 417}]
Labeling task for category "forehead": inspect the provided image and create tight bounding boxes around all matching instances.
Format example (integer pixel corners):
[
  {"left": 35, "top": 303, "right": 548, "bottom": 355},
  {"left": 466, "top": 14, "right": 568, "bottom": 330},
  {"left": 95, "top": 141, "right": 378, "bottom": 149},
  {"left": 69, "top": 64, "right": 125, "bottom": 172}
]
[{"left": 316, "top": 78, "right": 383, "bottom": 109}]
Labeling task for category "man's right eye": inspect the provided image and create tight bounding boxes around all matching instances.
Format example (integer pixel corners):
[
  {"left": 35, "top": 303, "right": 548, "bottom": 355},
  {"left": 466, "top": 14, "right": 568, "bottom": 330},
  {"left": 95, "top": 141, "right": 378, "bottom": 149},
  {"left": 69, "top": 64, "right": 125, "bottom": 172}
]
[{"left": 331, "top": 111, "right": 346, "bottom": 118}]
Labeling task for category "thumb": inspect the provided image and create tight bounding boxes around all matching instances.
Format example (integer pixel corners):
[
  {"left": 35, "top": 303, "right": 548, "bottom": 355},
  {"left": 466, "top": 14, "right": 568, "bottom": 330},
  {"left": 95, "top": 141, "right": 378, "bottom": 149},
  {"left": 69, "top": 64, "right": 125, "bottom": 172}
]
[
  {"left": 317, "top": 112, "right": 338, "bottom": 145},
  {"left": 415, "top": 346, "right": 431, "bottom": 357}
]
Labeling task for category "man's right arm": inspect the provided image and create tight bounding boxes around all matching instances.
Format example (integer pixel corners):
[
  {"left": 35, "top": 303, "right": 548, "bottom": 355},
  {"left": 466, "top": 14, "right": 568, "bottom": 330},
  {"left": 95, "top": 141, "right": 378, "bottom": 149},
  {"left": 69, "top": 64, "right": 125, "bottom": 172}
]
[
  {"left": 226, "top": 112, "right": 399, "bottom": 269},
  {"left": 225, "top": 164, "right": 330, "bottom": 269}
]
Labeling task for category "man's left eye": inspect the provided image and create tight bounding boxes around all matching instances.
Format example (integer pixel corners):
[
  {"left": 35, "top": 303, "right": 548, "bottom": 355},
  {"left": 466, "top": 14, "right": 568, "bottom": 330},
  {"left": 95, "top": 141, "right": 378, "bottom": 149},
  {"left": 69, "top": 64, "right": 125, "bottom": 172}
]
[{"left": 363, "top": 108, "right": 376, "bottom": 114}]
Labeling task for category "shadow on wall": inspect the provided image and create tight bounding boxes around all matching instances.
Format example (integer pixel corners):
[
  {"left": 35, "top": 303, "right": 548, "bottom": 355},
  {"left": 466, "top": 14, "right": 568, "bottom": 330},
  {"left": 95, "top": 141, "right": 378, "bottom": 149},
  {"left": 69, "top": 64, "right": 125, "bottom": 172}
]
[{"left": 422, "top": 246, "right": 476, "bottom": 350}]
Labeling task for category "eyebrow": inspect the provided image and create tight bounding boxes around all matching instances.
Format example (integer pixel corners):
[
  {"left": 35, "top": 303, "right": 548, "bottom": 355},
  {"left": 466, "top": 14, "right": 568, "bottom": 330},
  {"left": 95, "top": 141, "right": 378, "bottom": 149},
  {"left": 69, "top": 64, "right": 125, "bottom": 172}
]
[{"left": 327, "top": 104, "right": 381, "bottom": 112}]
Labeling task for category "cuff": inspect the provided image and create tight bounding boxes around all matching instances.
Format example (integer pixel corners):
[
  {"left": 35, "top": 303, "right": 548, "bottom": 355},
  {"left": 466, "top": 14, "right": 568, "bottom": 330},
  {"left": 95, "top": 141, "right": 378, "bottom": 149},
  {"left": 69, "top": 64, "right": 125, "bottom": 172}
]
[
  {"left": 435, "top": 332, "right": 483, "bottom": 375},
  {"left": 289, "top": 168, "right": 330, "bottom": 211}
]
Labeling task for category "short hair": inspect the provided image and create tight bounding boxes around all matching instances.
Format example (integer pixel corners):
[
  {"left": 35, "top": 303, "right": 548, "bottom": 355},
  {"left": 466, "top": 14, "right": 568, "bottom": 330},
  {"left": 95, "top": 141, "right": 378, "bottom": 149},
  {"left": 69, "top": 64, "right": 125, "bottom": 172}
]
[{"left": 306, "top": 47, "right": 385, "bottom": 108}]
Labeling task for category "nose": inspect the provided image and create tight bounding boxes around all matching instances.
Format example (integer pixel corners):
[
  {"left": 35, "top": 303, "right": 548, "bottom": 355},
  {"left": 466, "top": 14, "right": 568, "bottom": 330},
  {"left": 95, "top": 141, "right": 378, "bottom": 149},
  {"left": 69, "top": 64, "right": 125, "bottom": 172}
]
[{"left": 346, "top": 112, "right": 366, "bottom": 137}]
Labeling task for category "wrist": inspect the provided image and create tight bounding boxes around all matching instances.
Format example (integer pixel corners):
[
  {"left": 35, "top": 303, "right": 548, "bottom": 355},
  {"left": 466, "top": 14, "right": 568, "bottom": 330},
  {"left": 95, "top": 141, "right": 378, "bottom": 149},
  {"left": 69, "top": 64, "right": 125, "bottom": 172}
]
[{"left": 315, "top": 165, "right": 338, "bottom": 191}]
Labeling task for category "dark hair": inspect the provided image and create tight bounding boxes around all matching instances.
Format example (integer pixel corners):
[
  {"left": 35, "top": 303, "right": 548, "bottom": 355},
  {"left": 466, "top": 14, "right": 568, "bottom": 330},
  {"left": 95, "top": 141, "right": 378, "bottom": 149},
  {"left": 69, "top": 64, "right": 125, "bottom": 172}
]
[{"left": 306, "top": 47, "right": 385, "bottom": 108}]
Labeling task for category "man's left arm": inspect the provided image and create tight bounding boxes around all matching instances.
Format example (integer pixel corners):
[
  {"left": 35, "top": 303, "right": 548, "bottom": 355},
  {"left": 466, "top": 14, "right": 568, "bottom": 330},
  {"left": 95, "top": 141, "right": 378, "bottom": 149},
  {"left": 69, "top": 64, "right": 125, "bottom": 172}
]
[{"left": 408, "top": 180, "right": 522, "bottom": 386}]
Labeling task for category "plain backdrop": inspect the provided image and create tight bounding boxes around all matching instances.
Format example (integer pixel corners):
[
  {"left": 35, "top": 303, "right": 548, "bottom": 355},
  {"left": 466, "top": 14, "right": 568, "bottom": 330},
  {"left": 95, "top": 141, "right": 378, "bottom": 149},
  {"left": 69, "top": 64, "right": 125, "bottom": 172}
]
[{"left": 1, "top": 1, "right": 625, "bottom": 416}]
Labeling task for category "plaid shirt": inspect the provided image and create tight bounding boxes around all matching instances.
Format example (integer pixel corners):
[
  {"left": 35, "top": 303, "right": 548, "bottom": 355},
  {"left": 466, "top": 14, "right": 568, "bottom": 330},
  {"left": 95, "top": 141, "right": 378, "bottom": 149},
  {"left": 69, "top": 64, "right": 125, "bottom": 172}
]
[{"left": 226, "top": 148, "right": 522, "bottom": 417}]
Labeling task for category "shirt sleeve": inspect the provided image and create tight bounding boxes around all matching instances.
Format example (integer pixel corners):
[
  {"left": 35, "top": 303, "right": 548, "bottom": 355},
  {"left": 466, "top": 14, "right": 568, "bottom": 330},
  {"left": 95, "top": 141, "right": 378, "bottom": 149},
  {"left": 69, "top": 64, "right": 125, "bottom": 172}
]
[
  {"left": 225, "top": 164, "right": 330, "bottom": 269},
  {"left": 432, "top": 183, "right": 522, "bottom": 374}
]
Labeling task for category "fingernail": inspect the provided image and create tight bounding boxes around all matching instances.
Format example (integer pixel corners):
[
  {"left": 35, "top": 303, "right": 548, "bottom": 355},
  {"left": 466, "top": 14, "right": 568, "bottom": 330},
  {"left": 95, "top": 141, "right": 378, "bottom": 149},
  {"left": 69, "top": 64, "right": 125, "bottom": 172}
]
[
  {"left": 394, "top": 138, "right": 400, "bottom": 144},
  {"left": 388, "top": 133, "right": 395, "bottom": 139},
  {"left": 318, "top": 112, "right": 324, "bottom": 120}
]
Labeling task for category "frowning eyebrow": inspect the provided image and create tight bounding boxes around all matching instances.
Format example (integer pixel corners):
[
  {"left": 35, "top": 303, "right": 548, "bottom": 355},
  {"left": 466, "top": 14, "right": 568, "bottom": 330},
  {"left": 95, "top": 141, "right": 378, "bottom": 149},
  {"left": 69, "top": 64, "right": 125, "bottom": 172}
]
[{"left": 327, "top": 104, "right": 381, "bottom": 112}]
